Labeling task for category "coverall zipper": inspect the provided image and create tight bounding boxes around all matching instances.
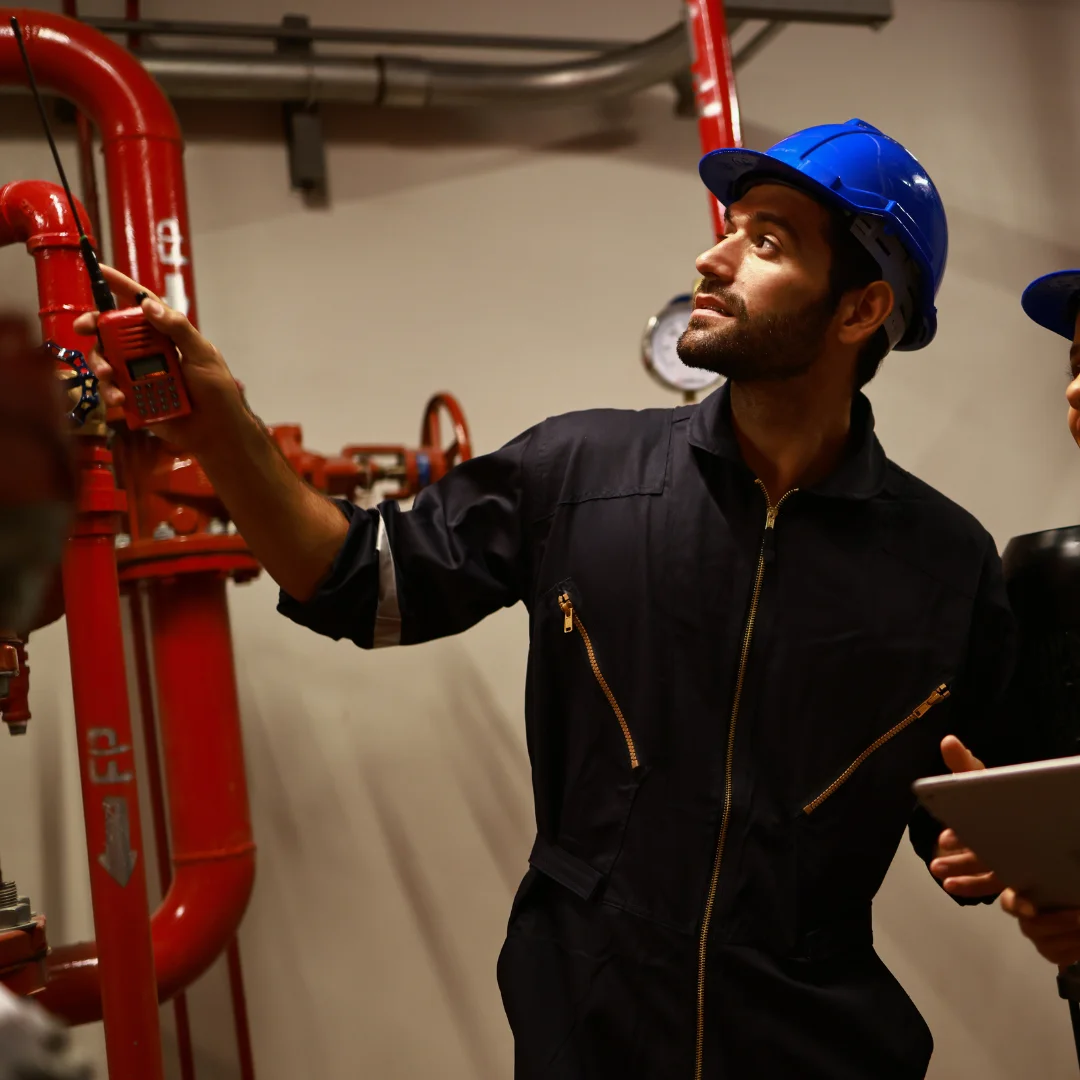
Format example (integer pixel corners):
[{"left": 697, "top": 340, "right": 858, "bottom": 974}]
[
  {"left": 802, "top": 684, "right": 951, "bottom": 814},
  {"left": 694, "top": 479, "right": 796, "bottom": 1080},
  {"left": 558, "top": 593, "right": 639, "bottom": 770}
]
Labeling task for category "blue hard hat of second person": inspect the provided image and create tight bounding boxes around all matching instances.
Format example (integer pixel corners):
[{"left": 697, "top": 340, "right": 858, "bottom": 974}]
[
  {"left": 1022, "top": 271, "right": 1080, "bottom": 340},
  {"left": 698, "top": 119, "right": 948, "bottom": 353}
]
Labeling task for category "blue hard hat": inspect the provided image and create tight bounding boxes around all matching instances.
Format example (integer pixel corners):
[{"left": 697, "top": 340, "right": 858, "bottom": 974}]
[
  {"left": 698, "top": 118, "right": 948, "bottom": 351},
  {"left": 1021, "top": 271, "right": 1080, "bottom": 340}
]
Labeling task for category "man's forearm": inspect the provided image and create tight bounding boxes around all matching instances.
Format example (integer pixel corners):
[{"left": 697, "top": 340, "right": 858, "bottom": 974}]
[{"left": 194, "top": 401, "right": 349, "bottom": 602}]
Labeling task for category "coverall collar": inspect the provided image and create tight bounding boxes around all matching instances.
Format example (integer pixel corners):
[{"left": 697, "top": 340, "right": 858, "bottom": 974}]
[{"left": 687, "top": 381, "right": 888, "bottom": 500}]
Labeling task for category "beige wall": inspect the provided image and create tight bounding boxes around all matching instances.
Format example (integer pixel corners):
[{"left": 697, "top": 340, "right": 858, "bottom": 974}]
[{"left": 2, "top": 0, "right": 1079, "bottom": 1075}]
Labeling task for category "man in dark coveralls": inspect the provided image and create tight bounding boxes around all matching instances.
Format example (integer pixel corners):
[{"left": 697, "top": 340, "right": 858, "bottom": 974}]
[{"left": 77, "top": 119, "right": 1047, "bottom": 1078}]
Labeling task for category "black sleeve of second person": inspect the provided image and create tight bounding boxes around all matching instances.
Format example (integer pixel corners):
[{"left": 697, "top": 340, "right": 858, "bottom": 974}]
[
  {"left": 277, "top": 426, "right": 535, "bottom": 648},
  {"left": 908, "top": 533, "right": 1020, "bottom": 902}
]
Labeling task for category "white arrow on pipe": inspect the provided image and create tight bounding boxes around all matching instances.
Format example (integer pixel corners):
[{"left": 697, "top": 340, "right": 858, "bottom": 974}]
[{"left": 97, "top": 797, "right": 138, "bottom": 887}]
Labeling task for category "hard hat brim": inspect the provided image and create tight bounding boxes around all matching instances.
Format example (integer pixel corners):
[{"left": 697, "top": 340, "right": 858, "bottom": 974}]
[
  {"left": 699, "top": 147, "right": 852, "bottom": 219},
  {"left": 697, "top": 147, "right": 938, "bottom": 351},
  {"left": 1022, "top": 271, "right": 1080, "bottom": 340}
]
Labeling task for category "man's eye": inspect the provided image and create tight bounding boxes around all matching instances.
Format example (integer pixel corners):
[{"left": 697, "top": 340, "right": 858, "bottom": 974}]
[{"left": 755, "top": 235, "right": 779, "bottom": 252}]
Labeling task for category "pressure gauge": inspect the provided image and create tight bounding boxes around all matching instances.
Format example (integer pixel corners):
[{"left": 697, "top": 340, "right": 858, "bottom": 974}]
[{"left": 641, "top": 294, "right": 723, "bottom": 398}]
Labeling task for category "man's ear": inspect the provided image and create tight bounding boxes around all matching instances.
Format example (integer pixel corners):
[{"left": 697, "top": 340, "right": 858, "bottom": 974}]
[{"left": 836, "top": 280, "right": 894, "bottom": 347}]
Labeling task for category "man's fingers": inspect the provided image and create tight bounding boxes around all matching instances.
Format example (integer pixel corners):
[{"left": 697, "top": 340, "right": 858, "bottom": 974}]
[
  {"left": 84, "top": 353, "right": 124, "bottom": 408},
  {"left": 941, "top": 734, "right": 985, "bottom": 774},
  {"left": 72, "top": 264, "right": 213, "bottom": 368},
  {"left": 72, "top": 310, "right": 99, "bottom": 336},
  {"left": 137, "top": 296, "right": 217, "bottom": 367},
  {"left": 1001, "top": 889, "right": 1039, "bottom": 919},
  {"left": 1029, "top": 933, "right": 1080, "bottom": 968},
  {"left": 96, "top": 265, "right": 162, "bottom": 308},
  {"left": 1018, "top": 911, "right": 1080, "bottom": 941},
  {"left": 941, "top": 872, "right": 1004, "bottom": 899},
  {"left": 930, "top": 850, "right": 992, "bottom": 879},
  {"left": 934, "top": 829, "right": 966, "bottom": 854}
]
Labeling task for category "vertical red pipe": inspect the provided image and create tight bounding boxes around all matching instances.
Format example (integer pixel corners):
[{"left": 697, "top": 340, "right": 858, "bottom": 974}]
[
  {"left": 683, "top": 0, "right": 742, "bottom": 237},
  {"left": 128, "top": 588, "right": 197, "bottom": 1080},
  {"left": 64, "top": 454, "right": 164, "bottom": 1080},
  {"left": 73, "top": 112, "right": 103, "bottom": 253},
  {"left": 125, "top": 0, "right": 141, "bottom": 51},
  {"left": 226, "top": 940, "right": 257, "bottom": 1080}
]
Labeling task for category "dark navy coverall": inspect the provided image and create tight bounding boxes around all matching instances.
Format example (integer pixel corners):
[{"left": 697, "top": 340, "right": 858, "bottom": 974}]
[{"left": 279, "top": 384, "right": 1027, "bottom": 1079}]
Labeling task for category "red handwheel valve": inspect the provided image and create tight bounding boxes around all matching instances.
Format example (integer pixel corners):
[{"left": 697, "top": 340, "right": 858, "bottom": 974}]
[{"left": 420, "top": 392, "right": 473, "bottom": 480}]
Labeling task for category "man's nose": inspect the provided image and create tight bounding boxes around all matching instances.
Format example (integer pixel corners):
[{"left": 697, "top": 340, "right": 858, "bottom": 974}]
[
  {"left": 695, "top": 237, "right": 737, "bottom": 285},
  {"left": 1067, "top": 372, "right": 1080, "bottom": 410}
]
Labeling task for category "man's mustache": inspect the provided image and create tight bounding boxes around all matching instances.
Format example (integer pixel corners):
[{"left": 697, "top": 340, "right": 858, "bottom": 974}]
[{"left": 692, "top": 280, "right": 749, "bottom": 321}]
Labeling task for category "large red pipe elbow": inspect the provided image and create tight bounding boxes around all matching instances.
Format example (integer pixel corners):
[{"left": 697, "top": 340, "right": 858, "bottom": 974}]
[
  {"left": 0, "top": 8, "right": 198, "bottom": 321},
  {"left": 149, "top": 576, "right": 256, "bottom": 998},
  {"left": 41, "top": 576, "right": 255, "bottom": 1024},
  {"left": 0, "top": 179, "right": 96, "bottom": 344}
]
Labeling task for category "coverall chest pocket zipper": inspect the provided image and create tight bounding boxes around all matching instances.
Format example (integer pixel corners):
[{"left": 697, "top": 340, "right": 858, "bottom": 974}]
[
  {"left": 557, "top": 589, "right": 640, "bottom": 772},
  {"left": 802, "top": 683, "right": 951, "bottom": 815}
]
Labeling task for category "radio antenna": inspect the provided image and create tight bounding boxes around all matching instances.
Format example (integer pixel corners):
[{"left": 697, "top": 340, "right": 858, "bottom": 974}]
[{"left": 9, "top": 16, "right": 116, "bottom": 313}]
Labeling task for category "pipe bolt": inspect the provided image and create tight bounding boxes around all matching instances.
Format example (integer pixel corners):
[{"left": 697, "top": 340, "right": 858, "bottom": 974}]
[{"left": 0, "top": 880, "right": 33, "bottom": 929}]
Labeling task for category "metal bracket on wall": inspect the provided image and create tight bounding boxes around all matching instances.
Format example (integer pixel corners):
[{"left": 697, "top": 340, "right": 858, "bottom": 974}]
[{"left": 277, "top": 13, "right": 327, "bottom": 198}]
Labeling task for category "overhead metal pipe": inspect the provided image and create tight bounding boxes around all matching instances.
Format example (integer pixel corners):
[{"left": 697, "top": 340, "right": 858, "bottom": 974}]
[
  {"left": 135, "top": 22, "right": 690, "bottom": 108},
  {"left": 85, "top": 16, "right": 631, "bottom": 54}
]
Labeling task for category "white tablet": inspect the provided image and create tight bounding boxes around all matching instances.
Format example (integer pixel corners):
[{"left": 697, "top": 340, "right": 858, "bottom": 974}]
[{"left": 913, "top": 755, "right": 1080, "bottom": 910}]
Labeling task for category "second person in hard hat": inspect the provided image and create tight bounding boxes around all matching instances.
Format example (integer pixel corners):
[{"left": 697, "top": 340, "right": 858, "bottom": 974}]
[{"left": 74, "top": 118, "right": 1036, "bottom": 1079}]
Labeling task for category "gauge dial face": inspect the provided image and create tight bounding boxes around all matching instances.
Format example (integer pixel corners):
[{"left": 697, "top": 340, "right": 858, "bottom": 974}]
[{"left": 642, "top": 295, "right": 723, "bottom": 394}]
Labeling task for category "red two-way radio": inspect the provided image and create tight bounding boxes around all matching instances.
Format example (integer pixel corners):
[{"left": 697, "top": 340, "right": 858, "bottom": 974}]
[{"left": 11, "top": 16, "right": 192, "bottom": 430}]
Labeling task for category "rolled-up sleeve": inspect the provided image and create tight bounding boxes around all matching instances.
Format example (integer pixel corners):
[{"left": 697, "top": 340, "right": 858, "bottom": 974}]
[{"left": 277, "top": 426, "right": 535, "bottom": 648}]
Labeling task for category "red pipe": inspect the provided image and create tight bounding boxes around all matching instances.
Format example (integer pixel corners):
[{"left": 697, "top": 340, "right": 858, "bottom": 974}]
[
  {"left": 146, "top": 575, "right": 254, "bottom": 999},
  {"left": 73, "top": 113, "right": 102, "bottom": 252},
  {"left": 0, "top": 9, "right": 198, "bottom": 322},
  {"left": 0, "top": 178, "right": 166, "bottom": 1080},
  {"left": 683, "top": 0, "right": 742, "bottom": 237},
  {"left": 125, "top": 0, "right": 141, "bottom": 52},
  {"left": 63, "top": 452, "right": 164, "bottom": 1080},
  {"left": 226, "top": 939, "right": 257, "bottom": 1080},
  {"left": 0, "top": 179, "right": 95, "bottom": 345}
]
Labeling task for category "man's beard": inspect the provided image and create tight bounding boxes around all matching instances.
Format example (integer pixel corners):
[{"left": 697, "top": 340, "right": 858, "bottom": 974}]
[{"left": 677, "top": 286, "right": 836, "bottom": 383}]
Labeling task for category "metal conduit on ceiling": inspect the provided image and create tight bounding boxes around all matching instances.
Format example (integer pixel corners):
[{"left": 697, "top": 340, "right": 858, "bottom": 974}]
[{"left": 5, "top": 1, "right": 891, "bottom": 108}]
